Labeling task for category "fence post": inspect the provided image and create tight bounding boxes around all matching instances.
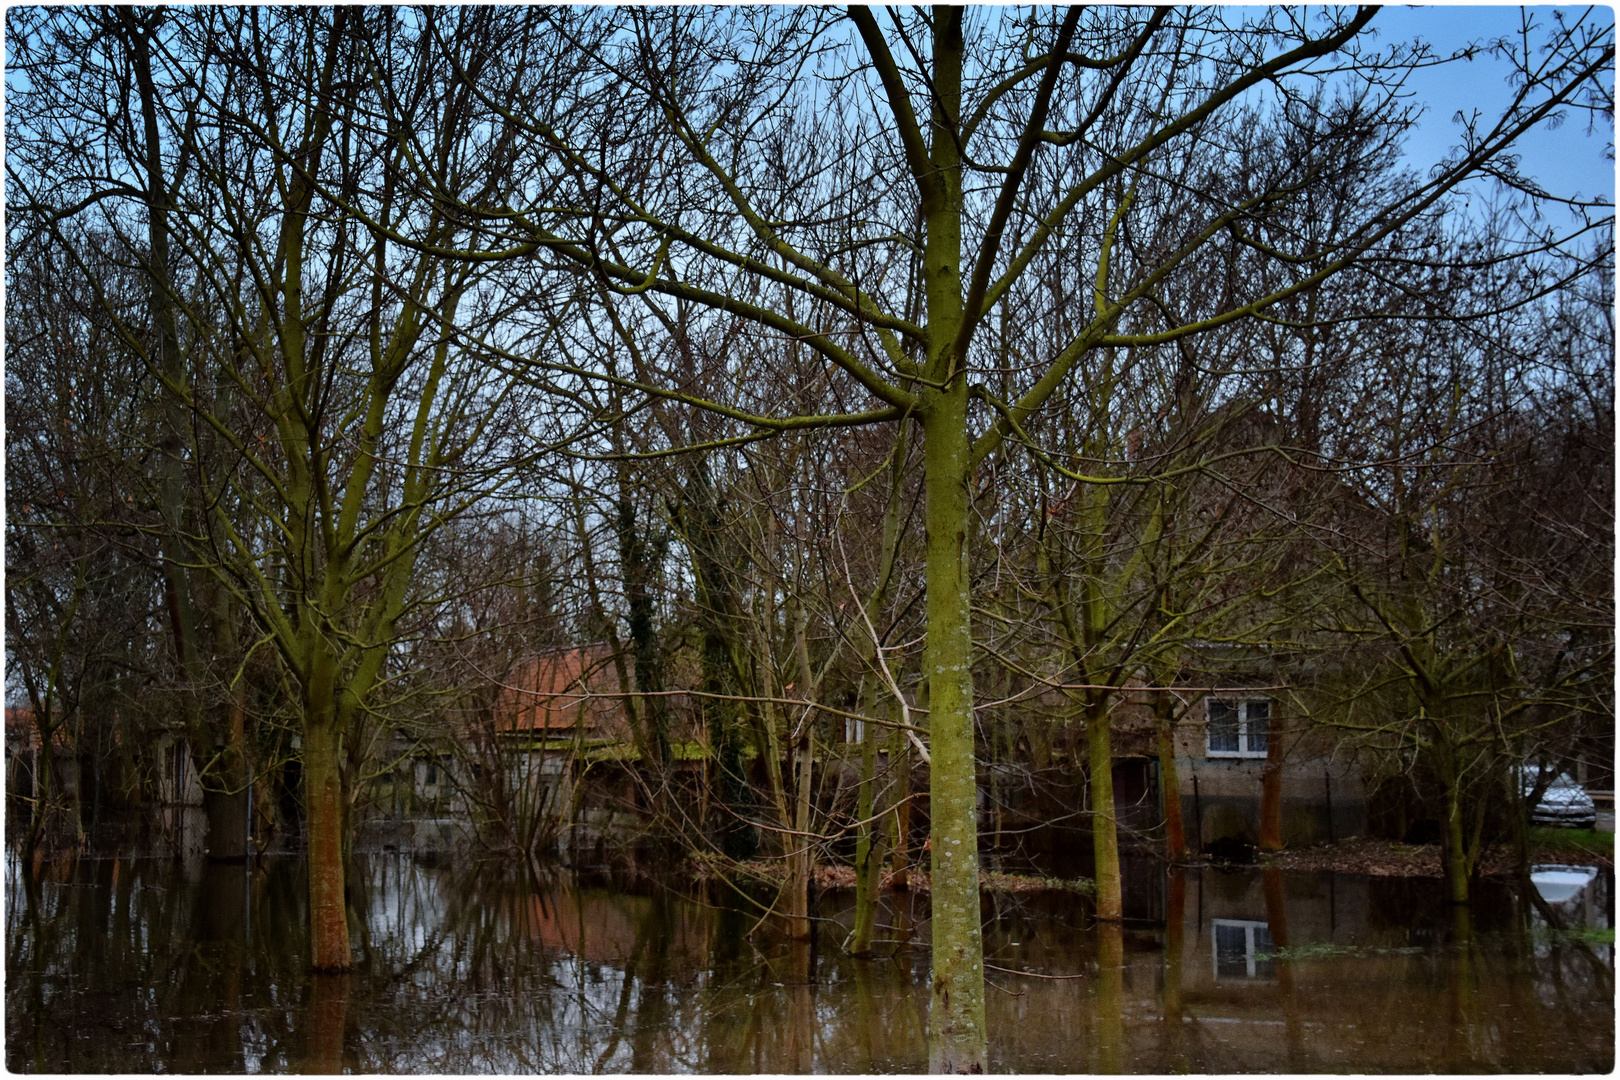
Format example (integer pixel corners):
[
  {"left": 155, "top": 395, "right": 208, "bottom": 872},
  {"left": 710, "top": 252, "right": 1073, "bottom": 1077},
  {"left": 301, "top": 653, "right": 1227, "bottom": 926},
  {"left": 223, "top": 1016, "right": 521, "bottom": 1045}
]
[{"left": 1324, "top": 770, "right": 1335, "bottom": 845}]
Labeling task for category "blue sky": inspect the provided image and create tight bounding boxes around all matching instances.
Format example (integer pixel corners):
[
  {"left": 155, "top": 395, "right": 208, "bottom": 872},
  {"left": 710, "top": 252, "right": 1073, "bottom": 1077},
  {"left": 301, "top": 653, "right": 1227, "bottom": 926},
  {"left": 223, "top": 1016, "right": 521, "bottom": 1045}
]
[{"left": 1371, "top": 6, "right": 1614, "bottom": 204}]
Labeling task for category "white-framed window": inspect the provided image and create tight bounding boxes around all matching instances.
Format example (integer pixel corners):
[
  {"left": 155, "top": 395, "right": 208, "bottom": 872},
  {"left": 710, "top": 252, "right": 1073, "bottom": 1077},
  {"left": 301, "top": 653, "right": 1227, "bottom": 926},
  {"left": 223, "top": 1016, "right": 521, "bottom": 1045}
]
[
  {"left": 844, "top": 715, "right": 865, "bottom": 744},
  {"left": 1211, "top": 918, "right": 1275, "bottom": 979},
  {"left": 1206, "top": 698, "right": 1270, "bottom": 758},
  {"left": 424, "top": 755, "right": 453, "bottom": 787}
]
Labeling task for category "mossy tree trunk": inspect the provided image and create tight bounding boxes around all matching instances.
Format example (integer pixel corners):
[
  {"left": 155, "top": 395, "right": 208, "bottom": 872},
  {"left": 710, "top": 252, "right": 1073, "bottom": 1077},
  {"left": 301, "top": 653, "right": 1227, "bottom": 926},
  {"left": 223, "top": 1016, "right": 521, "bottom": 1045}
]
[
  {"left": 679, "top": 458, "right": 756, "bottom": 861},
  {"left": 1440, "top": 743, "right": 1484, "bottom": 905},
  {"left": 920, "top": 380, "right": 988, "bottom": 1072},
  {"left": 849, "top": 699, "right": 884, "bottom": 956},
  {"left": 1155, "top": 691, "right": 1186, "bottom": 862},
  {"left": 784, "top": 726, "right": 815, "bottom": 941},
  {"left": 616, "top": 493, "right": 670, "bottom": 769},
  {"left": 95, "top": 8, "right": 494, "bottom": 972},
  {"left": 303, "top": 706, "right": 350, "bottom": 971},
  {"left": 1086, "top": 695, "right": 1123, "bottom": 922},
  {"left": 889, "top": 726, "right": 913, "bottom": 891}
]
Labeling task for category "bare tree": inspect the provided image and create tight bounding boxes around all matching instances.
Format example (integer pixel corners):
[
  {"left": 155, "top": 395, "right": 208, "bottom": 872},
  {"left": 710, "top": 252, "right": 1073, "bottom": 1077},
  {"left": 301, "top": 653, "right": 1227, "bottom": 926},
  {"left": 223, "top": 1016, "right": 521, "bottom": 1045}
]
[
  {"left": 358, "top": 7, "right": 1613, "bottom": 1066},
  {"left": 8, "top": 7, "right": 561, "bottom": 969}
]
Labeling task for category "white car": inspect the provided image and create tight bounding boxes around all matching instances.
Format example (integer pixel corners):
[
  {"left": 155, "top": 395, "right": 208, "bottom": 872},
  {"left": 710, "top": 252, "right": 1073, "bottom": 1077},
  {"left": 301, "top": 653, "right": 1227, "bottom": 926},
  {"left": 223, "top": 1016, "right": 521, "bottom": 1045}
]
[{"left": 1523, "top": 769, "right": 1598, "bottom": 829}]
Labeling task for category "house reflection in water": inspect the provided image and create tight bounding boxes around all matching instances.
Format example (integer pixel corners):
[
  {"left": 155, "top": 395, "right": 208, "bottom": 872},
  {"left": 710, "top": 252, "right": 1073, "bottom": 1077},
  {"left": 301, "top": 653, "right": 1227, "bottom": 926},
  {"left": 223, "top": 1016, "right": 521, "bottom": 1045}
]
[
  {"left": 1179, "top": 865, "right": 1366, "bottom": 992},
  {"left": 9, "top": 847, "right": 1612, "bottom": 1074},
  {"left": 511, "top": 884, "right": 710, "bottom": 972}
]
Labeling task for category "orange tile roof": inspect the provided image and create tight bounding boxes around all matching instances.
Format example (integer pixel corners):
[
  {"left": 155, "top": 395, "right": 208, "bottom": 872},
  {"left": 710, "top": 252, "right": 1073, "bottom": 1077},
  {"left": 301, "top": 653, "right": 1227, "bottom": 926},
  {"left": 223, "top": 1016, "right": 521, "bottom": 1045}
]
[{"left": 493, "top": 645, "right": 631, "bottom": 739}]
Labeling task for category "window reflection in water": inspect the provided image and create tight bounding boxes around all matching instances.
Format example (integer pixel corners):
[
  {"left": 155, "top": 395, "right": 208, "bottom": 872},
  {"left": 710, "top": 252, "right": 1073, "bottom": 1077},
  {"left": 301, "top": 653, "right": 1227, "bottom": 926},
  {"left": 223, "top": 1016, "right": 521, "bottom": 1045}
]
[
  {"left": 1212, "top": 918, "right": 1275, "bottom": 979},
  {"left": 8, "top": 852, "right": 1613, "bottom": 1073}
]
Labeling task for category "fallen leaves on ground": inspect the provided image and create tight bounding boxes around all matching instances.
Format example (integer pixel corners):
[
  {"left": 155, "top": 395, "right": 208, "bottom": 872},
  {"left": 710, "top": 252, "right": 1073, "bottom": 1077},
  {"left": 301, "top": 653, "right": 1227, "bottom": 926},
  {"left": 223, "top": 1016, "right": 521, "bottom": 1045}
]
[
  {"left": 1261, "top": 835, "right": 1612, "bottom": 877},
  {"left": 708, "top": 857, "right": 1092, "bottom": 895}
]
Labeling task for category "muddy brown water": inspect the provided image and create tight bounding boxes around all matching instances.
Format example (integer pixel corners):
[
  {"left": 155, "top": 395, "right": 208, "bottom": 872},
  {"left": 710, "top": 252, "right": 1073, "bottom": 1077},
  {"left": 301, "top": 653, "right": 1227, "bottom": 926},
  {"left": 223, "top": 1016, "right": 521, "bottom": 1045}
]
[{"left": 6, "top": 844, "right": 1612, "bottom": 1073}]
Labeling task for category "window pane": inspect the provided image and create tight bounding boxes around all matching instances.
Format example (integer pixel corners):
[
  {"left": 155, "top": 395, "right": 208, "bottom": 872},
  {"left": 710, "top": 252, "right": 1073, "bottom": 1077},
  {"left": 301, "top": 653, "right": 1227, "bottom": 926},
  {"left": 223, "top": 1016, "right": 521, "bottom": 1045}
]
[
  {"left": 1214, "top": 922, "right": 1249, "bottom": 979},
  {"left": 1252, "top": 923, "right": 1276, "bottom": 978},
  {"left": 1245, "top": 700, "right": 1269, "bottom": 754},
  {"left": 1208, "top": 700, "right": 1239, "bottom": 753}
]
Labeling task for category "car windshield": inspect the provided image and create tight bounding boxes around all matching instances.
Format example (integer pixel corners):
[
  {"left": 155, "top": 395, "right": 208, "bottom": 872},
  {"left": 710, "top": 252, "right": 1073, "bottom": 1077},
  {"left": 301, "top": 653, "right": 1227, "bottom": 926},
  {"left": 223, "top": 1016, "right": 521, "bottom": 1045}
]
[{"left": 1523, "top": 768, "right": 1576, "bottom": 791}]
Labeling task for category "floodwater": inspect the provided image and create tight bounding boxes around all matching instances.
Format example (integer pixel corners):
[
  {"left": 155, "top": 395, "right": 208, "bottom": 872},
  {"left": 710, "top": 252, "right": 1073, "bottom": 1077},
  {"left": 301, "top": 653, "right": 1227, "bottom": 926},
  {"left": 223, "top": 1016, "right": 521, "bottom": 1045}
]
[{"left": 6, "top": 843, "right": 1612, "bottom": 1073}]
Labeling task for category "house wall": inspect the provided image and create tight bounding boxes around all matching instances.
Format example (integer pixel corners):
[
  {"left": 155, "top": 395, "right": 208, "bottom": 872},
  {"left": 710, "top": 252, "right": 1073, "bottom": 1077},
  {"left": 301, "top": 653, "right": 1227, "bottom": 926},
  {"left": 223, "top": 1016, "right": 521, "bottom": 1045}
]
[
  {"left": 153, "top": 733, "right": 204, "bottom": 806},
  {"left": 1174, "top": 694, "right": 1367, "bottom": 849}
]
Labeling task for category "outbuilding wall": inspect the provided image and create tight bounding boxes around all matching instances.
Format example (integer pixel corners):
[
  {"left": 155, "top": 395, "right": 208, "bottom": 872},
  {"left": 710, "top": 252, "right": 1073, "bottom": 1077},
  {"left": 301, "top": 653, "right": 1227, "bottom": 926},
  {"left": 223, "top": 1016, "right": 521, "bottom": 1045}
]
[{"left": 1173, "top": 693, "right": 1366, "bottom": 849}]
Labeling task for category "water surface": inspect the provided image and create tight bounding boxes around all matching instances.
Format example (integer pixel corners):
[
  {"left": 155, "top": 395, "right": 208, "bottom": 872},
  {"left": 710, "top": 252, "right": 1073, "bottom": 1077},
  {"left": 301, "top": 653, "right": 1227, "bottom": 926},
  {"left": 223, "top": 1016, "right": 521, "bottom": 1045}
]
[{"left": 6, "top": 845, "right": 1612, "bottom": 1072}]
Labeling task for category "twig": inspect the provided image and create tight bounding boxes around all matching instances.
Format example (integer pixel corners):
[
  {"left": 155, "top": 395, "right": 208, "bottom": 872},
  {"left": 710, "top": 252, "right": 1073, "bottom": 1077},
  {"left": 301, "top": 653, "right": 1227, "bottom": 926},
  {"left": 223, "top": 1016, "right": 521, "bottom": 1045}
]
[{"left": 984, "top": 962, "right": 1089, "bottom": 980}]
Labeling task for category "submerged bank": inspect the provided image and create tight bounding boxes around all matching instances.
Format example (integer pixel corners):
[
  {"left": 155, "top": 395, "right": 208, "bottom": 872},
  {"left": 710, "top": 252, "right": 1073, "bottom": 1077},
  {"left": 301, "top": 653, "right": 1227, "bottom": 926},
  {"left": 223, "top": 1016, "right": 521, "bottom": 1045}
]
[{"left": 714, "top": 856, "right": 1095, "bottom": 896}]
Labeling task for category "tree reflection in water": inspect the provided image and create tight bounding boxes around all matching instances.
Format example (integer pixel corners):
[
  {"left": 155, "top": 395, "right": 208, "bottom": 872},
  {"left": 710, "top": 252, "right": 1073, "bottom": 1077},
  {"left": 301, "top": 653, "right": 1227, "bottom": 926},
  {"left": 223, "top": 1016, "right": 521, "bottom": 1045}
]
[
  {"left": 1094, "top": 920, "right": 1125, "bottom": 1072},
  {"left": 5, "top": 849, "right": 1613, "bottom": 1073}
]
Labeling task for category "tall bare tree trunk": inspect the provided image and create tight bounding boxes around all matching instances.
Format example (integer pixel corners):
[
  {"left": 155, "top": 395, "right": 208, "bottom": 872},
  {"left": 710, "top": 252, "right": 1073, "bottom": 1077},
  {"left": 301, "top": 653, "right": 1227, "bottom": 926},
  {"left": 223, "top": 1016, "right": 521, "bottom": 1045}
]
[
  {"left": 889, "top": 726, "right": 912, "bottom": 891},
  {"left": 303, "top": 698, "right": 350, "bottom": 971},
  {"left": 1156, "top": 691, "right": 1186, "bottom": 862},
  {"left": 124, "top": 9, "right": 222, "bottom": 860},
  {"left": 1434, "top": 734, "right": 1479, "bottom": 906},
  {"left": 1259, "top": 711, "right": 1285, "bottom": 852},
  {"left": 1444, "top": 773, "right": 1472, "bottom": 905},
  {"left": 849, "top": 704, "right": 883, "bottom": 956},
  {"left": 1089, "top": 696, "right": 1123, "bottom": 922},
  {"left": 782, "top": 728, "right": 815, "bottom": 940},
  {"left": 921, "top": 383, "right": 988, "bottom": 1072},
  {"left": 616, "top": 492, "right": 669, "bottom": 769}
]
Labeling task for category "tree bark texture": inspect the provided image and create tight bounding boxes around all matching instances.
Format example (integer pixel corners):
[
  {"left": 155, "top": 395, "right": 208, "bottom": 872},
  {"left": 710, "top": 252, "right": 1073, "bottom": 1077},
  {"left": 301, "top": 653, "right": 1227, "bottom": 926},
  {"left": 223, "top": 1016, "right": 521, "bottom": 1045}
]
[
  {"left": 303, "top": 717, "right": 351, "bottom": 971},
  {"left": 849, "top": 705, "right": 883, "bottom": 956},
  {"left": 921, "top": 387, "right": 988, "bottom": 1073},
  {"left": 1155, "top": 692, "right": 1186, "bottom": 862},
  {"left": 889, "top": 727, "right": 912, "bottom": 891},
  {"left": 1088, "top": 698, "right": 1123, "bottom": 922},
  {"left": 1259, "top": 710, "right": 1285, "bottom": 852},
  {"left": 784, "top": 728, "right": 814, "bottom": 941}
]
